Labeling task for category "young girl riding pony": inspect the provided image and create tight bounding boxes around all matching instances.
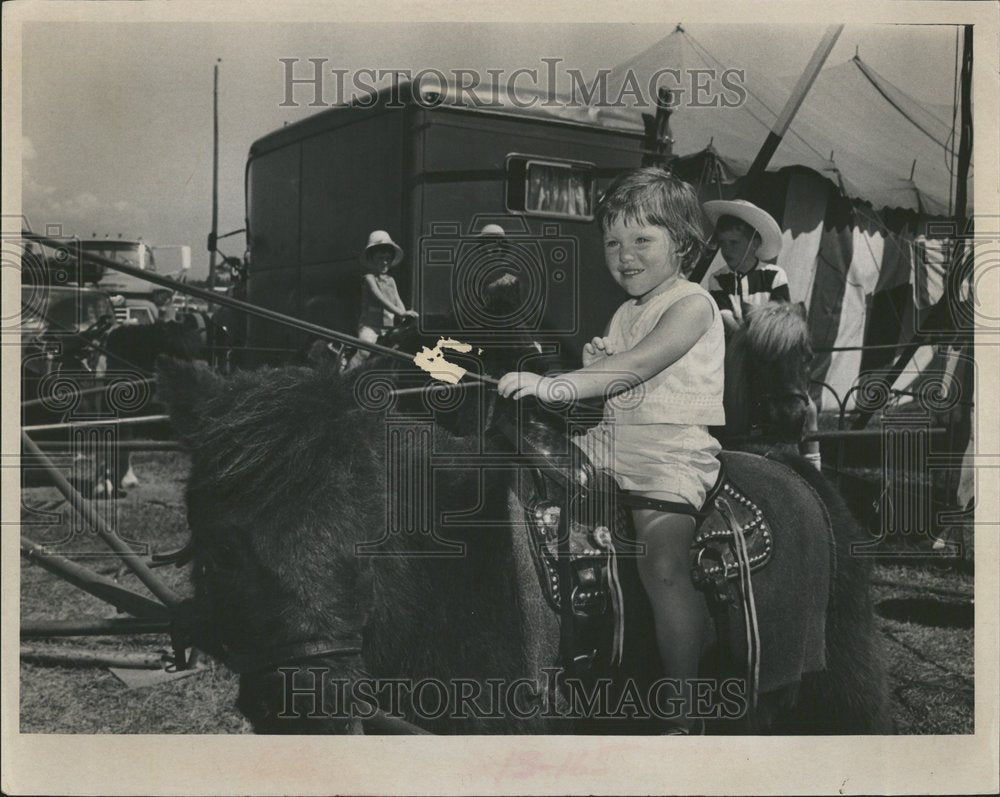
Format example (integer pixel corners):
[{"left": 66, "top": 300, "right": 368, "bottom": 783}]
[{"left": 498, "top": 167, "right": 724, "bottom": 733}]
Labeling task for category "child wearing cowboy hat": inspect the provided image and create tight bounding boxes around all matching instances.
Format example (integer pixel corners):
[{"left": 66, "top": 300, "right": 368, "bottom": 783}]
[
  {"left": 704, "top": 200, "right": 821, "bottom": 469},
  {"left": 703, "top": 199, "right": 789, "bottom": 337},
  {"left": 347, "top": 230, "right": 418, "bottom": 370}
]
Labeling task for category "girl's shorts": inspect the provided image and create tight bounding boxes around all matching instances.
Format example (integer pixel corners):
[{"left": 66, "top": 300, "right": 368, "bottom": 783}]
[
  {"left": 356, "top": 325, "right": 383, "bottom": 343},
  {"left": 572, "top": 422, "right": 721, "bottom": 509}
]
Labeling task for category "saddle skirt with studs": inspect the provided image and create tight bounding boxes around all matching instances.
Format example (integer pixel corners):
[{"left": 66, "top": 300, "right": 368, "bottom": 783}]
[{"left": 522, "top": 450, "right": 774, "bottom": 671}]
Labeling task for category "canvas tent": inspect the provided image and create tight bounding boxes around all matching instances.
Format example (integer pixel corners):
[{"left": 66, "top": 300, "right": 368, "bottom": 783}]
[{"left": 599, "top": 27, "right": 970, "bottom": 410}]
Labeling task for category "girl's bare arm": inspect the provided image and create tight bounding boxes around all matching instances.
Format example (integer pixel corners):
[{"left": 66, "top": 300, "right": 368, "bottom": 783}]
[{"left": 499, "top": 293, "right": 714, "bottom": 401}]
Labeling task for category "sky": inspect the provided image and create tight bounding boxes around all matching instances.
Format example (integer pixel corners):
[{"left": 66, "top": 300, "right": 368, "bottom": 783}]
[{"left": 18, "top": 16, "right": 964, "bottom": 279}]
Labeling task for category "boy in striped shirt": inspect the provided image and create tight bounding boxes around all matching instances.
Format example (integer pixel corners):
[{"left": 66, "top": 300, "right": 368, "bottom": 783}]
[
  {"left": 704, "top": 199, "right": 789, "bottom": 336},
  {"left": 704, "top": 199, "right": 821, "bottom": 470}
]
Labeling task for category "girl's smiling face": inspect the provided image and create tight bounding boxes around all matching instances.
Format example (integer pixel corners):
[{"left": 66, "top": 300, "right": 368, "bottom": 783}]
[{"left": 602, "top": 216, "right": 682, "bottom": 302}]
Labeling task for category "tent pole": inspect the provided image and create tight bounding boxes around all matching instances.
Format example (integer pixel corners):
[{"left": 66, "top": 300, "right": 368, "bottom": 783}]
[
  {"left": 745, "top": 25, "right": 843, "bottom": 182},
  {"left": 690, "top": 25, "right": 843, "bottom": 286},
  {"left": 953, "top": 25, "right": 973, "bottom": 238}
]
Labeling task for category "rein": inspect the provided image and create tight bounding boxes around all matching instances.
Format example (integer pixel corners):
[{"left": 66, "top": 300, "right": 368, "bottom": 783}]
[
  {"left": 226, "top": 639, "right": 364, "bottom": 675},
  {"left": 384, "top": 379, "right": 490, "bottom": 399}
]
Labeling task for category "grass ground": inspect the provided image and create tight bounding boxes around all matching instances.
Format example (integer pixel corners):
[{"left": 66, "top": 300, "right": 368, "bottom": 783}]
[
  {"left": 19, "top": 453, "right": 974, "bottom": 734},
  {"left": 19, "top": 452, "right": 245, "bottom": 734}
]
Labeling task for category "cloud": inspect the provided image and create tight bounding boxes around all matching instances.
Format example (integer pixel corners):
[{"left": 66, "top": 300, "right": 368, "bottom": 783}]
[
  {"left": 21, "top": 137, "right": 152, "bottom": 236},
  {"left": 22, "top": 170, "right": 151, "bottom": 238}
]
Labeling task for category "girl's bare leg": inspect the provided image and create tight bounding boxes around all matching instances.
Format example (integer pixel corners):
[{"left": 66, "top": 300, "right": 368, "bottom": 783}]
[
  {"left": 633, "top": 507, "right": 704, "bottom": 731},
  {"left": 346, "top": 325, "right": 379, "bottom": 370}
]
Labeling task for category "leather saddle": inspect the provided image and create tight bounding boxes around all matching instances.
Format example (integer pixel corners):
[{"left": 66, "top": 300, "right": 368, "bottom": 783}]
[
  {"left": 524, "top": 456, "right": 773, "bottom": 610},
  {"left": 509, "top": 415, "right": 773, "bottom": 674}
]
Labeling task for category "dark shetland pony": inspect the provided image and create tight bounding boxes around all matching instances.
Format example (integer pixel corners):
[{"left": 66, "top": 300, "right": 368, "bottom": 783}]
[
  {"left": 721, "top": 301, "right": 814, "bottom": 444},
  {"left": 157, "top": 302, "right": 891, "bottom": 735}
]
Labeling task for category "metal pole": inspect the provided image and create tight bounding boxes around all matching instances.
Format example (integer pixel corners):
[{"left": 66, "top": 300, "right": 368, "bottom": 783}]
[
  {"left": 209, "top": 59, "right": 220, "bottom": 292},
  {"left": 21, "top": 377, "right": 156, "bottom": 410},
  {"left": 21, "top": 645, "right": 167, "bottom": 670},
  {"left": 21, "top": 616, "right": 172, "bottom": 638},
  {"left": 953, "top": 26, "right": 973, "bottom": 237},
  {"left": 21, "top": 433, "right": 184, "bottom": 607},
  {"left": 20, "top": 537, "right": 171, "bottom": 619},
  {"left": 28, "top": 440, "right": 182, "bottom": 453},
  {"left": 22, "top": 414, "right": 169, "bottom": 433}
]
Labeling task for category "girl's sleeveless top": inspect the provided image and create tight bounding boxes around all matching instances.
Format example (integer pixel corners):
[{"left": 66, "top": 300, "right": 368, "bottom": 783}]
[
  {"left": 602, "top": 279, "right": 725, "bottom": 426},
  {"left": 358, "top": 274, "right": 401, "bottom": 329}
]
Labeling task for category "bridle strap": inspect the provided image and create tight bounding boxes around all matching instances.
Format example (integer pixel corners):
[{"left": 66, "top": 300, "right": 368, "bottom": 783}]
[{"left": 227, "top": 639, "right": 363, "bottom": 675}]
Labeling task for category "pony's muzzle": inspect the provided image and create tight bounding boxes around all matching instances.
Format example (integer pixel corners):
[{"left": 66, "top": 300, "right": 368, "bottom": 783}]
[
  {"left": 769, "top": 393, "right": 809, "bottom": 443},
  {"left": 237, "top": 658, "right": 367, "bottom": 735}
]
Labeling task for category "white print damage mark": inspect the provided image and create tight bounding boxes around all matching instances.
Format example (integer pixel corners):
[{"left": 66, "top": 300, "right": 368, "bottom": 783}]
[{"left": 413, "top": 338, "right": 474, "bottom": 384}]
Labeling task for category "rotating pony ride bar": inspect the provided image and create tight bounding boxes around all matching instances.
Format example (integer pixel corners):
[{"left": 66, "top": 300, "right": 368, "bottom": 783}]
[
  {"left": 22, "top": 414, "right": 170, "bottom": 432},
  {"left": 20, "top": 432, "right": 198, "bottom": 670},
  {"left": 21, "top": 431, "right": 182, "bottom": 608},
  {"left": 20, "top": 536, "right": 173, "bottom": 620},
  {"left": 21, "top": 377, "right": 156, "bottom": 410}
]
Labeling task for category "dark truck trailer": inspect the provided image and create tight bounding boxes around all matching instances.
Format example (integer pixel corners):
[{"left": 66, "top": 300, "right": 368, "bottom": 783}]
[{"left": 244, "top": 81, "right": 651, "bottom": 365}]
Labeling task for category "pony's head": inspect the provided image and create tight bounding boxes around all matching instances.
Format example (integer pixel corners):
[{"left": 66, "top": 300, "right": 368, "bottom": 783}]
[
  {"left": 156, "top": 356, "right": 383, "bottom": 732},
  {"left": 156, "top": 352, "right": 538, "bottom": 734},
  {"left": 727, "top": 302, "right": 813, "bottom": 442}
]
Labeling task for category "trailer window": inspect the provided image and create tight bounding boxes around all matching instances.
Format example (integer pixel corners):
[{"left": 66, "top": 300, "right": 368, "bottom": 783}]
[{"left": 506, "top": 156, "right": 595, "bottom": 220}]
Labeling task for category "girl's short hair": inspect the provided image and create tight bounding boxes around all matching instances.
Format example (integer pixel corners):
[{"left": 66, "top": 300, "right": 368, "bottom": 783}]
[{"left": 596, "top": 167, "right": 706, "bottom": 276}]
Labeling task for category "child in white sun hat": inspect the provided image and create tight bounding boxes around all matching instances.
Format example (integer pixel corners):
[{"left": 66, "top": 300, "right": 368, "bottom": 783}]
[{"left": 347, "top": 230, "right": 418, "bottom": 370}]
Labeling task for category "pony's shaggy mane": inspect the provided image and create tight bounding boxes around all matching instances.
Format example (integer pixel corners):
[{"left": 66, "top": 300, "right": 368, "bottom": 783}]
[
  {"left": 158, "top": 358, "right": 384, "bottom": 525},
  {"left": 743, "top": 302, "right": 811, "bottom": 361}
]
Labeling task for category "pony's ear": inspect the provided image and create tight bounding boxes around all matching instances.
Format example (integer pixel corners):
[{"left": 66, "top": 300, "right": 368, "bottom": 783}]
[
  {"left": 155, "top": 355, "right": 224, "bottom": 440},
  {"left": 792, "top": 301, "right": 808, "bottom": 320}
]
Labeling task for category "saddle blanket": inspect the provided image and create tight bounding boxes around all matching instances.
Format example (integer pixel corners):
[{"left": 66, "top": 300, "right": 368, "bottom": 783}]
[{"left": 718, "top": 451, "right": 830, "bottom": 692}]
